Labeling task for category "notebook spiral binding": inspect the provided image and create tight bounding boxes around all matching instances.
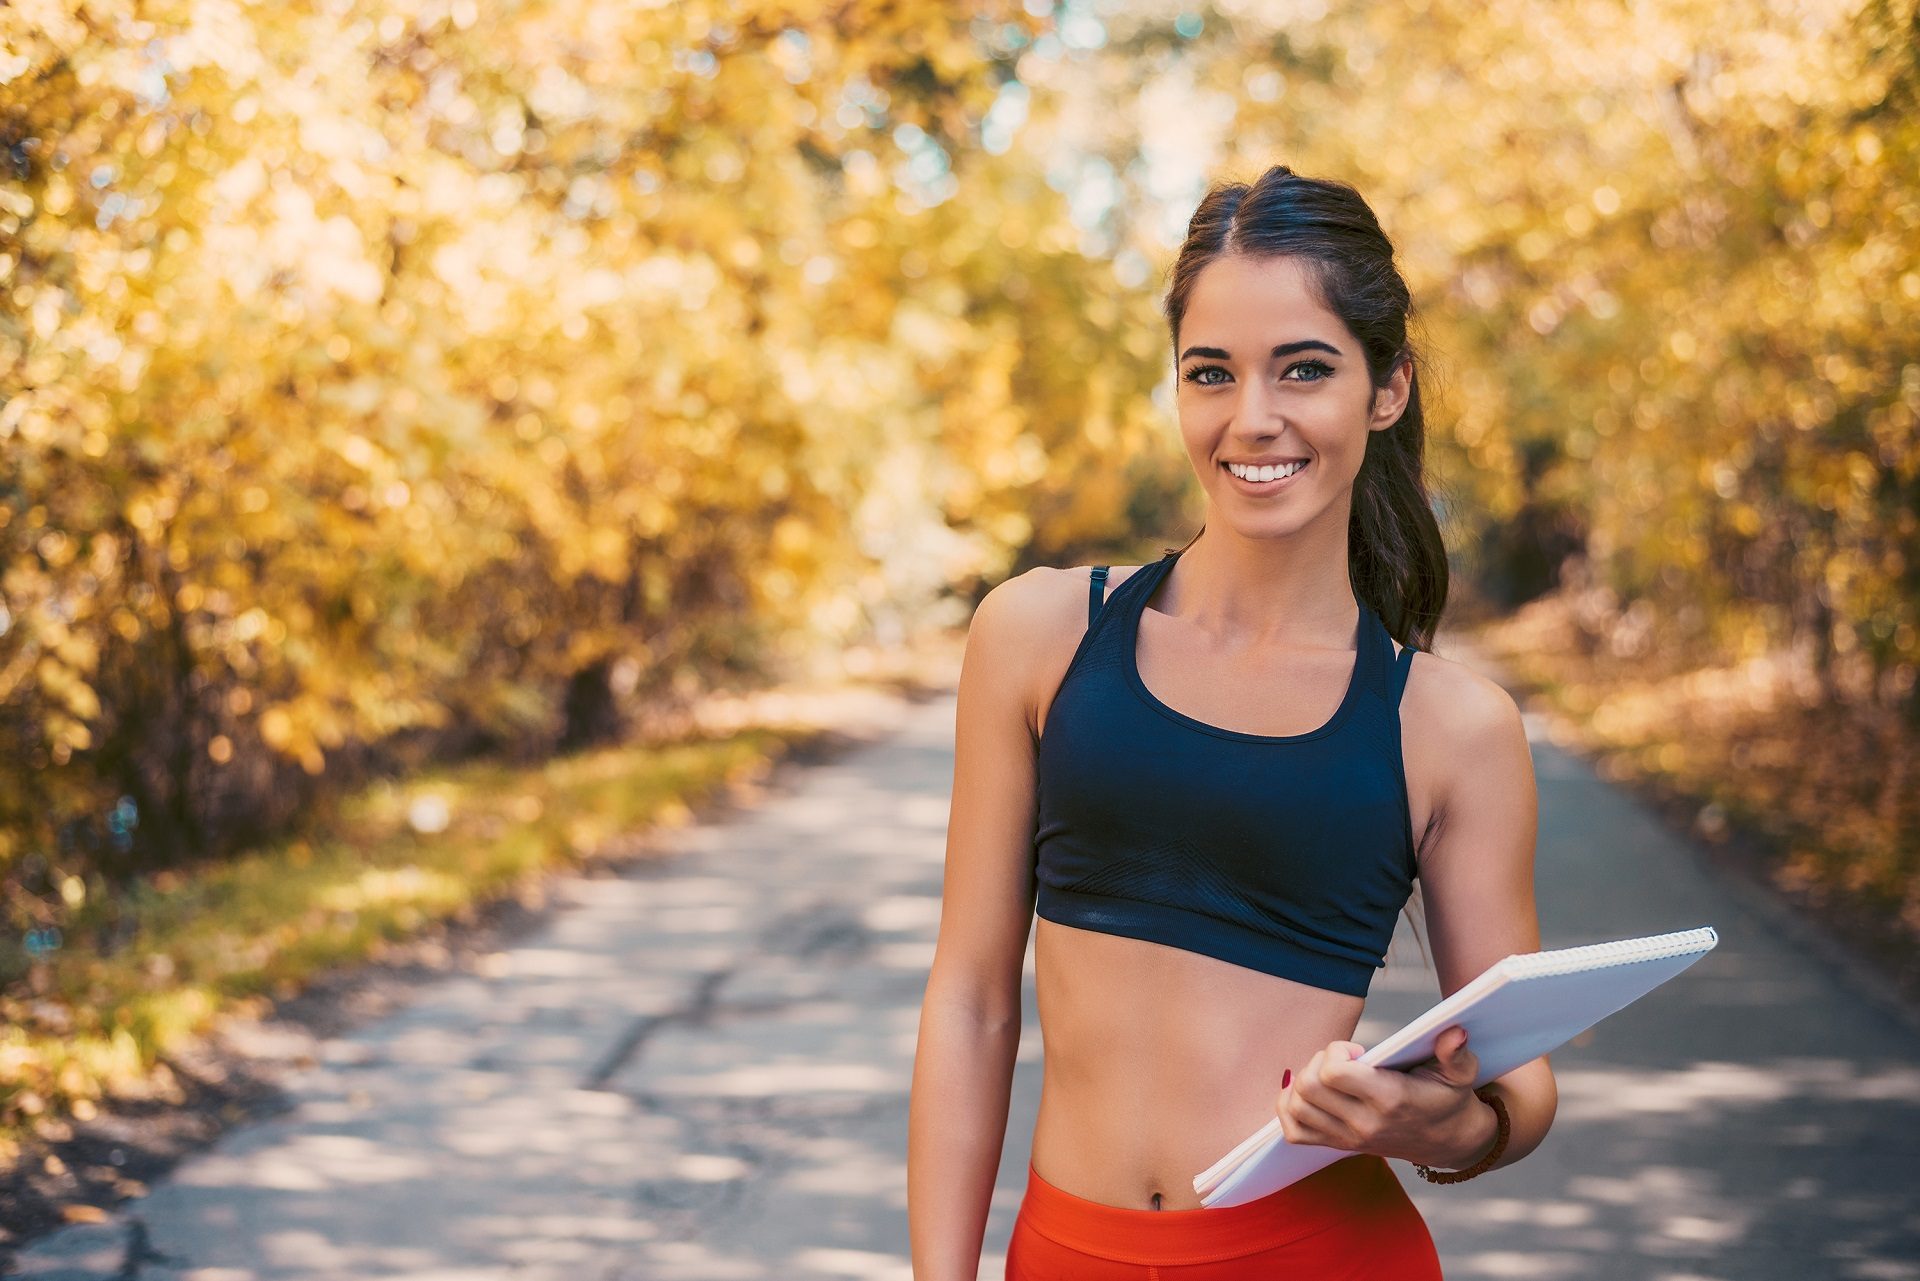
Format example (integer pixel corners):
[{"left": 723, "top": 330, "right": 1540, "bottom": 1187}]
[{"left": 1505, "top": 926, "right": 1719, "bottom": 979}]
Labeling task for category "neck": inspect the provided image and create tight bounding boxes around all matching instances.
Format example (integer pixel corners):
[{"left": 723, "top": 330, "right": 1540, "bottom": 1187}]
[{"left": 1166, "top": 523, "right": 1358, "bottom": 647}]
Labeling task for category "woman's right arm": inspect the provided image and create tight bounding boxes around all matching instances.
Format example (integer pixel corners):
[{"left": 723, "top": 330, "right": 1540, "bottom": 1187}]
[{"left": 909, "top": 569, "right": 1055, "bottom": 1281}]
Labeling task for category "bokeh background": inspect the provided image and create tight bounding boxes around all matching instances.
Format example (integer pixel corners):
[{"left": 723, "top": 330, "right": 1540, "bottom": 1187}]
[{"left": 2, "top": 0, "right": 1915, "bottom": 1213}]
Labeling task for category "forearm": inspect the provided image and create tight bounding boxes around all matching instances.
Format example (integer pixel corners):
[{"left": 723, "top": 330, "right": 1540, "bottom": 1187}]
[{"left": 909, "top": 1000, "right": 1022, "bottom": 1281}]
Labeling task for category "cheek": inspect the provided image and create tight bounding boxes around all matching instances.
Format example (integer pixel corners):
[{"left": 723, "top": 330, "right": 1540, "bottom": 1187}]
[
  {"left": 1302, "top": 404, "right": 1373, "bottom": 462},
  {"left": 1178, "top": 387, "right": 1236, "bottom": 424},
  {"left": 1176, "top": 414, "right": 1216, "bottom": 461}
]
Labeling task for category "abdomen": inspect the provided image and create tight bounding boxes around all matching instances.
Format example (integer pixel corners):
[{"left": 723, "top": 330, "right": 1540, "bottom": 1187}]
[{"left": 1028, "top": 917, "right": 1368, "bottom": 1209}]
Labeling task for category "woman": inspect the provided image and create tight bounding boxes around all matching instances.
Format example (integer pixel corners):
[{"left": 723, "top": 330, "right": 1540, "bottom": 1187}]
[{"left": 908, "top": 164, "right": 1557, "bottom": 1279}]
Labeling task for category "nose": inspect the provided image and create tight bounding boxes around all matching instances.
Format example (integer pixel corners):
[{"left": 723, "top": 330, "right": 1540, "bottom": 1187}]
[{"left": 1228, "top": 374, "right": 1285, "bottom": 439}]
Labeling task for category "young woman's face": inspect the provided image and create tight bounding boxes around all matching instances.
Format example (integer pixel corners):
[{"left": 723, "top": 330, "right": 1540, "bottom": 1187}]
[{"left": 1173, "top": 253, "right": 1409, "bottom": 537}]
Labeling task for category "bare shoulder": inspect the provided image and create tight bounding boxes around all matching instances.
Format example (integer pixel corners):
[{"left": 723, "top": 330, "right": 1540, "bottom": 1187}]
[
  {"left": 974, "top": 561, "right": 1150, "bottom": 644},
  {"left": 969, "top": 562, "right": 1149, "bottom": 735},
  {"left": 1397, "top": 644, "right": 1525, "bottom": 748},
  {"left": 1395, "top": 644, "right": 1532, "bottom": 826}
]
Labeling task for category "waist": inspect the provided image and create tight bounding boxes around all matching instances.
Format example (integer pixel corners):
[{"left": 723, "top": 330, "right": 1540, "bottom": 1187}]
[{"left": 1017, "top": 1150, "right": 1410, "bottom": 1262}]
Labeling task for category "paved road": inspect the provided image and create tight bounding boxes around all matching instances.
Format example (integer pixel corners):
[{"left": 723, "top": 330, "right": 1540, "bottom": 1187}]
[{"left": 11, "top": 682, "right": 1920, "bottom": 1280}]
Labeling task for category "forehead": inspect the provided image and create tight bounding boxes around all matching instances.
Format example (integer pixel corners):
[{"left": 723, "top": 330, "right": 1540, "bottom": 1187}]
[{"left": 1180, "top": 253, "right": 1341, "bottom": 343}]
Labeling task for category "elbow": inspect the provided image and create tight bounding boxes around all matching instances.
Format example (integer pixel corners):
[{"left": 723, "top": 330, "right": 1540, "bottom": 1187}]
[
  {"left": 922, "top": 950, "right": 1026, "bottom": 1034},
  {"left": 921, "top": 986, "right": 1025, "bottom": 1039},
  {"left": 1505, "top": 1058, "right": 1559, "bottom": 1167},
  {"left": 1482, "top": 1057, "right": 1557, "bottom": 1172}
]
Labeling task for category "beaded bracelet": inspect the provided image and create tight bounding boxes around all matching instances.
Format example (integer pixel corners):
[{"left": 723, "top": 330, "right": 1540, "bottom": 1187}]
[{"left": 1413, "top": 1086, "right": 1510, "bottom": 1184}]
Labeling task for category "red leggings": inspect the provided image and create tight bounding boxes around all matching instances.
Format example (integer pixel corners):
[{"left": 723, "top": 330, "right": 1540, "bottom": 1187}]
[{"left": 1005, "top": 1153, "right": 1445, "bottom": 1279}]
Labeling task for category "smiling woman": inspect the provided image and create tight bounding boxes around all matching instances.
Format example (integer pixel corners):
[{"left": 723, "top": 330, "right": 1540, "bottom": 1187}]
[{"left": 909, "top": 162, "right": 1557, "bottom": 1281}]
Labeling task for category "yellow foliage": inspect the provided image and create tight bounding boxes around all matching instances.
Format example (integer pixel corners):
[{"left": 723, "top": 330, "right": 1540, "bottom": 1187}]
[{"left": 3, "top": 0, "right": 1917, "bottom": 1134}]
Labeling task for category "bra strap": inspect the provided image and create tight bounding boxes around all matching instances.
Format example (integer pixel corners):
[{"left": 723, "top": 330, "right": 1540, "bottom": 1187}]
[
  {"left": 1389, "top": 638, "right": 1417, "bottom": 706},
  {"left": 1087, "top": 565, "right": 1110, "bottom": 627}
]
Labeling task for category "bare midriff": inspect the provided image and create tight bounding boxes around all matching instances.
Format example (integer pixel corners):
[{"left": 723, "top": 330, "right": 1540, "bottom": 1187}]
[{"left": 1029, "top": 917, "right": 1368, "bottom": 1210}]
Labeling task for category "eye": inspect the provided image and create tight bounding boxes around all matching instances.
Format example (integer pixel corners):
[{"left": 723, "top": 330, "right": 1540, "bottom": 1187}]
[
  {"left": 1286, "top": 359, "right": 1334, "bottom": 382},
  {"left": 1181, "top": 363, "right": 1230, "bottom": 386}
]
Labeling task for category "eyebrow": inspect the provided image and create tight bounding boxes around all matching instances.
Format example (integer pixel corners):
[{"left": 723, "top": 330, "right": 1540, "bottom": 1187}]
[{"left": 1178, "top": 339, "right": 1343, "bottom": 361}]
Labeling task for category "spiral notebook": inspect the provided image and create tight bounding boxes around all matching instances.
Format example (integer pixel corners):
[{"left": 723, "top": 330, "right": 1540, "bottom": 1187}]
[{"left": 1193, "top": 925, "right": 1720, "bottom": 1207}]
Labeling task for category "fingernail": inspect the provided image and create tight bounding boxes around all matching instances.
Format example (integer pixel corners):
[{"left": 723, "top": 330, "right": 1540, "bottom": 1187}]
[{"left": 1282, "top": 1069, "right": 1292, "bottom": 1089}]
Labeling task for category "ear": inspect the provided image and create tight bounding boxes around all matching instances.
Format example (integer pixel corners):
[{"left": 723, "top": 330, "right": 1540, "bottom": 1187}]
[{"left": 1370, "top": 354, "right": 1413, "bottom": 431}]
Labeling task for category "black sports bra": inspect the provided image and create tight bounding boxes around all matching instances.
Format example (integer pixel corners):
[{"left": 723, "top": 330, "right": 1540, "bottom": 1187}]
[{"left": 1031, "top": 547, "right": 1420, "bottom": 997}]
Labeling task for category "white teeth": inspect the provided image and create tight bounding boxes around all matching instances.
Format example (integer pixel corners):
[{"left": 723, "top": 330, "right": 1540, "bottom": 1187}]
[{"left": 1227, "top": 460, "right": 1307, "bottom": 482}]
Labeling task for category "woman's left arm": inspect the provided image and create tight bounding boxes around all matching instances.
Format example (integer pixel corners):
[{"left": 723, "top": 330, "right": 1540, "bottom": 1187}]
[
  {"left": 1400, "top": 662, "right": 1558, "bottom": 1171},
  {"left": 1277, "top": 660, "right": 1558, "bottom": 1172}
]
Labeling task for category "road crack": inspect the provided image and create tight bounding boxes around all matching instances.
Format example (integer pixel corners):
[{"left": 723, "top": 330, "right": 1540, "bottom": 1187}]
[{"left": 580, "top": 967, "right": 733, "bottom": 1090}]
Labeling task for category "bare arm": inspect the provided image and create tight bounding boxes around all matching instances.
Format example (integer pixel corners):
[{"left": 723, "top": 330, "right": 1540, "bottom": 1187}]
[
  {"left": 909, "top": 570, "right": 1052, "bottom": 1280},
  {"left": 1414, "top": 659, "right": 1558, "bottom": 1170}
]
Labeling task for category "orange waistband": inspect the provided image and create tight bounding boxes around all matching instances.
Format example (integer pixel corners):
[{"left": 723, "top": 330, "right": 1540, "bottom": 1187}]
[{"left": 1016, "top": 1152, "right": 1400, "bottom": 1264}]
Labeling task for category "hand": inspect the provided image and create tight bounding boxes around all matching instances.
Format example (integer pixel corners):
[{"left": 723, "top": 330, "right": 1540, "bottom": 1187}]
[{"left": 1274, "top": 1025, "right": 1493, "bottom": 1168}]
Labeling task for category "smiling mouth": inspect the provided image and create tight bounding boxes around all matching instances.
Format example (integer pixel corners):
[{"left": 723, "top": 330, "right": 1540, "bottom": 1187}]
[{"left": 1221, "top": 459, "right": 1310, "bottom": 490}]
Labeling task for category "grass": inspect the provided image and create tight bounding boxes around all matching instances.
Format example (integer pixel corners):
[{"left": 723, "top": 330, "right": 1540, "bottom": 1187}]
[{"left": 0, "top": 721, "right": 815, "bottom": 1163}]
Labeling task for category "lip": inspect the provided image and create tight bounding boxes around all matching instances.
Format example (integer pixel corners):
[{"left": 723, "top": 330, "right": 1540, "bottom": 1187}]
[{"left": 1221, "top": 459, "right": 1310, "bottom": 493}]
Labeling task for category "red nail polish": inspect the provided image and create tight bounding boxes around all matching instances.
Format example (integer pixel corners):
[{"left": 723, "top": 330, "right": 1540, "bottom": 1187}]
[{"left": 1282, "top": 1068, "right": 1292, "bottom": 1089}]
